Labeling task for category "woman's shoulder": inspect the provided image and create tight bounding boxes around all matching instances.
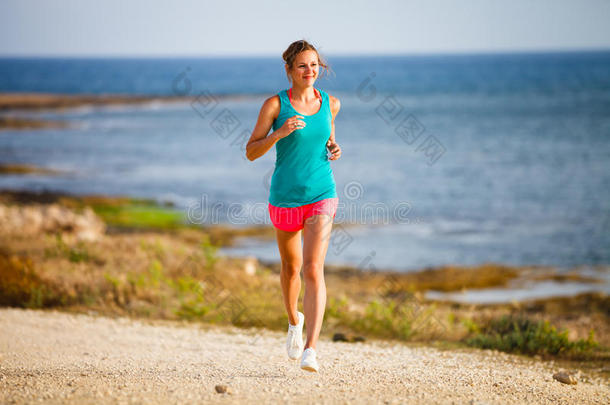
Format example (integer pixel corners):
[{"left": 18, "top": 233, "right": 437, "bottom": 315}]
[
  {"left": 264, "top": 89, "right": 289, "bottom": 108},
  {"left": 323, "top": 90, "right": 341, "bottom": 116},
  {"left": 317, "top": 87, "right": 339, "bottom": 103},
  {"left": 260, "top": 93, "right": 283, "bottom": 121},
  {"left": 264, "top": 89, "right": 287, "bottom": 107}
]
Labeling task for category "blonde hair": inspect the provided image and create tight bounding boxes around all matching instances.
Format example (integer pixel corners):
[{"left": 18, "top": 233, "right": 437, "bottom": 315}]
[{"left": 282, "top": 39, "right": 334, "bottom": 84}]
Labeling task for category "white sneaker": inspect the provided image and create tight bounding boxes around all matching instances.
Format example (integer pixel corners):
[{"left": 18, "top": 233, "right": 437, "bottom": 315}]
[
  {"left": 286, "top": 311, "right": 304, "bottom": 360},
  {"left": 300, "top": 347, "right": 318, "bottom": 372}
]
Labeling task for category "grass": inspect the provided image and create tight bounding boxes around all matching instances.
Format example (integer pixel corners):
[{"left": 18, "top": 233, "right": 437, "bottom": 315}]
[
  {"left": 1, "top": 228, "right": 607, "bottom": 363},
  {"left": 91, "top": 202, "right": 190, "bottom": 230},
  {"left": 1, "top": 226, "right": 606, "bottom": 362},
  {"left": 0, "top": 191, "right": 608, "bottom": 364},
  {"left": 44, "top": 233, "right": 103, "bottom": 264},
  {"left": 463, "top": 313, "right": 599, "bottom": 358},
  {"left": 0, "top": 248, "right": 82, "bottom": 308},
  {"left": 0, "top": 189, "right": 275, "bottom": 247}
]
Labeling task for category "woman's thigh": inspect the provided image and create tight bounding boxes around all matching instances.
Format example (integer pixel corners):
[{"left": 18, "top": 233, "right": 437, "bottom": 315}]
[
  {"left": 302, "top": 214, "right": 334, "bottom": 272},
  {"left": 275, "top": 227, "right": 303, "bottom": 269}
]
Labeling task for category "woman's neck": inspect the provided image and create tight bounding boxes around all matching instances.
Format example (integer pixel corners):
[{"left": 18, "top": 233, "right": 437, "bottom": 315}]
[{"left": 290, "top": 85, "right": 317, "bottom": 102}]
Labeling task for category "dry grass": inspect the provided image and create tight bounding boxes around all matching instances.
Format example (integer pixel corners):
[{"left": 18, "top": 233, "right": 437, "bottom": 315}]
[{"left": 0, "top": 189, "right": 607, "bottom": 366}]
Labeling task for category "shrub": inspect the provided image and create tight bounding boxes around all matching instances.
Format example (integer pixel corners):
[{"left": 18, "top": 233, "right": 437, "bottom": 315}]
[
  {"left": 464, "top": 314, "right": 598, "bottom": 356},
  {"left": 0, "top": 251, "right": 66, "bottom": 308}
]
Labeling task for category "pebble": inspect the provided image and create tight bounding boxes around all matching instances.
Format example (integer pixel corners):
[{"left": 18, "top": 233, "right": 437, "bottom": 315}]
[
  {"left": 553, "top": 371, "right": 579, "bottom": 385},
  {"left": 214, "top": 384, "right": 232, "bottom": 394}
]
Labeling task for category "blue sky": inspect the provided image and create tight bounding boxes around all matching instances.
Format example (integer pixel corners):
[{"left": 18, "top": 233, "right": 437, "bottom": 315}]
[{"left": 2, "top": 0, "right": 610, "bottom": 57}]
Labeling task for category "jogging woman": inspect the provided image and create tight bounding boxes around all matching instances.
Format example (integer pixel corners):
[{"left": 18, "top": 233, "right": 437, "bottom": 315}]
[{"left": 246, "top": 40, "right": 342, "bottom": 372}]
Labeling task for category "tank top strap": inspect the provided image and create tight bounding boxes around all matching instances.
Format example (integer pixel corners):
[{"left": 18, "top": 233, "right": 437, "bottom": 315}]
[
  {"left": 276, "top": 87, "right": 329, "bottom": 120},
  {"left": 316, "top": 88, "right": 330, "bottom": 116},
  {"left": 287, "top": 87, "right": 322, "bottom": 103},
  {"left": 317, "top": 88, "right": 328, "bottom": 107},
  {"left": 277, "top": 89, "right": 288, "bottom": 105}
]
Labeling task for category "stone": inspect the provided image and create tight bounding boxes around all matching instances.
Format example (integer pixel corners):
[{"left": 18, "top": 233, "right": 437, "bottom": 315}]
[
  {"left": 552, "top": 371, "right": 578, "bottom": 385},
  {"left": 215, "top": 384, "right": 232, "bottom": 394},
  {"left": 243, "top": 256, "right": 258, "bottom": 276},
  {"left": 0, "top": 203, "right": 106, "bottom": 241}
]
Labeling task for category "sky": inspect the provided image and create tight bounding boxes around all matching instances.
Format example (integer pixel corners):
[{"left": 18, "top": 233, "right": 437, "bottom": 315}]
[{"left": 1, "top": 0, "right": 610, "bottom": 57}]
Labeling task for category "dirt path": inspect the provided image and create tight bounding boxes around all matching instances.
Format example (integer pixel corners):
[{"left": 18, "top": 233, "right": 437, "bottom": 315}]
[{"left": 0, "top": 307, "right": 607, "bottom": 404}]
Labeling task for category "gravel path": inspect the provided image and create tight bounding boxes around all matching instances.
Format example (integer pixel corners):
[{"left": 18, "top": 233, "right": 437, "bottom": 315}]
[{"left": 0, "top": 307, "right": 608, "bottom": 404}]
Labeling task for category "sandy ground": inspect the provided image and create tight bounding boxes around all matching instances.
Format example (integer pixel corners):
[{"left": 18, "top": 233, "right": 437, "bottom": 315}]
[{"left": 0, "top": 307, "right": 608, "bottom": 405}]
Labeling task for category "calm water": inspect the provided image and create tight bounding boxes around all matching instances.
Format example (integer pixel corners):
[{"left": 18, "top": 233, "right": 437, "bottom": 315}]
[{"left": 1, "top": 52, "right": 609, "bottom": 297}]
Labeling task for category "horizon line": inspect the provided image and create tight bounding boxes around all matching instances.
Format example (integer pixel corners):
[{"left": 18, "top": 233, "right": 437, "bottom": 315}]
[{"left": 1, "top": 46, "right": 609, "bottom": 59}]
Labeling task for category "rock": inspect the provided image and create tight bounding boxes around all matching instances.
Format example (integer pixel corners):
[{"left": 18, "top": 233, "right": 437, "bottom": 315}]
[
  {"left": 0, "top": 203, "right": 106, "bottom": 241},
  {"left": 332, "top": 332, "right": 365, "bottom": 343},
  {"left": 243, "top": 256, "right": 258, "bottom": 276},
  {"left": 553, "top": 371, "right": 578, "bottom": 385},
  {"left": 215, "top": 384, "right": 232, "bottom": 394}
]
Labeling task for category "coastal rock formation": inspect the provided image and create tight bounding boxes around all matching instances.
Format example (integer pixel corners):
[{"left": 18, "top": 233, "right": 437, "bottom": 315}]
[{"left": 0, "top": 203, "right": 106, "bottom": 241}]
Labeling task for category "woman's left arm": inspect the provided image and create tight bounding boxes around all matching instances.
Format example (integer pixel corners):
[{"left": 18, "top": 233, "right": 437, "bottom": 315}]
[{"left": 327, "top": 95, "right": 342, "bottom": 161}]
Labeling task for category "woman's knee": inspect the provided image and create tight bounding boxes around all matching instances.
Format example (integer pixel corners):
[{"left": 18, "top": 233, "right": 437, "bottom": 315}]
[
  {"left": 281, "top": 261, "right": 301, "bottom": 277},
  {"left": 303, "top": 262, "right": 324, "bottom": 283}
]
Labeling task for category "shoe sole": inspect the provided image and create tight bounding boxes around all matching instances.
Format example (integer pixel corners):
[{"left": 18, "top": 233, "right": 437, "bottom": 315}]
[{"left": 301, "top": 365, "right": 318, "bottom": 372}]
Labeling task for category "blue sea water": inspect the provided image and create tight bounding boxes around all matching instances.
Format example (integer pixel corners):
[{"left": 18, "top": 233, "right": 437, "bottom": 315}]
[{"left": 1, "top": 52, "right": 609, "bottom": 284}]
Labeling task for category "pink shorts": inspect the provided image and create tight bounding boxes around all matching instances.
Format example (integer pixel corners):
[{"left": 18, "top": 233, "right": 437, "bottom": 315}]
[{"left": 268, "top": 197, "right": 339, "bottom": 232}]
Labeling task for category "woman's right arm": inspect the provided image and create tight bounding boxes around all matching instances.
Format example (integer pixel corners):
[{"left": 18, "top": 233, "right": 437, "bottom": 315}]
[{"left": 246, "top": 96, "right": 283, "bottom": 161}]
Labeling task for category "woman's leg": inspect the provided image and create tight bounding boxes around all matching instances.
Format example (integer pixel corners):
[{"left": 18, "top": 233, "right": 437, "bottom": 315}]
[
  {"left": 302, "top": 214, "right": 334, "bottom": 350},
  {"left": 275, "top": 227, "right": 303, "bottom": 326}
]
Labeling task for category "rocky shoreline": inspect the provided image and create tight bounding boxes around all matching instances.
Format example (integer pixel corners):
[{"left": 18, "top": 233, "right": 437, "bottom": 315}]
[
  {"left": 0, "top": 92, "right": 191, "bottom": 112},
  {"left": 0, "top": 92, "right": 189, "bottom": 130}
]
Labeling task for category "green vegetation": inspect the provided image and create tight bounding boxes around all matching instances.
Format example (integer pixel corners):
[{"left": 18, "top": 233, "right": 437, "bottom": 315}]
[
  {"left": 87, "top": 198, "right": 274, "bottom": 247},
  {"left": 0, "top": 249, "right": 82, "bottom": 308},
  {"left": 0, "top": 192, "right": 607, "bottom": 364},
  {"left": 463, "top": 314, "right": 598, "bottom": 357},
  {"left": 324, "top": 298, "right": 417, "bottom": 340},
  {"left": 44, "top": 233, "right": 101, "bottom": 263},
  {"left": 351, "top": 299, "right": 415, "bottom": 340},
  {"left": 323, "top": 295, "right": 447, "bottom": 342},
  {"left": 92, "top": 202, "right": 190, "bottom": 230},
  {"left": 2, "top": 230, "right": 605, "bottom": 361}
]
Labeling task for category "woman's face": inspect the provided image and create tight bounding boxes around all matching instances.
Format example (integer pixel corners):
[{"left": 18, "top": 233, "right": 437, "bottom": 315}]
[{"left": 287, "top": 50, "right": 319, "bottom": 86}]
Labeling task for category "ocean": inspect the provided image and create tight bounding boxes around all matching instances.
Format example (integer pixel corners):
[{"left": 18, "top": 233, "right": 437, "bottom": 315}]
[{"left": 1, "top": 52, "right": 609, "bottom": 294}]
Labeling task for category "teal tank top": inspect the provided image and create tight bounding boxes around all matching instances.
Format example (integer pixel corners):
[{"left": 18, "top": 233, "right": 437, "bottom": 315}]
[{"left": 269, "top": 87, "right": 338, "bottom": 207}]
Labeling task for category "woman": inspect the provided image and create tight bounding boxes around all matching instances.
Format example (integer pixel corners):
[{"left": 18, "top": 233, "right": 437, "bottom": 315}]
[{"left": 246, "top": 40, "right": 342, "bottom": 372}]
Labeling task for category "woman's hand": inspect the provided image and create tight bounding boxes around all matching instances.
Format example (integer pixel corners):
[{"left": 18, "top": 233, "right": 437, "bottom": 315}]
[
  {"left": 326, "top": 139, "right": 341, "bottom": 160},
  {"left": 277, "top": 115, "right": 306, "bottom": 139}
]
